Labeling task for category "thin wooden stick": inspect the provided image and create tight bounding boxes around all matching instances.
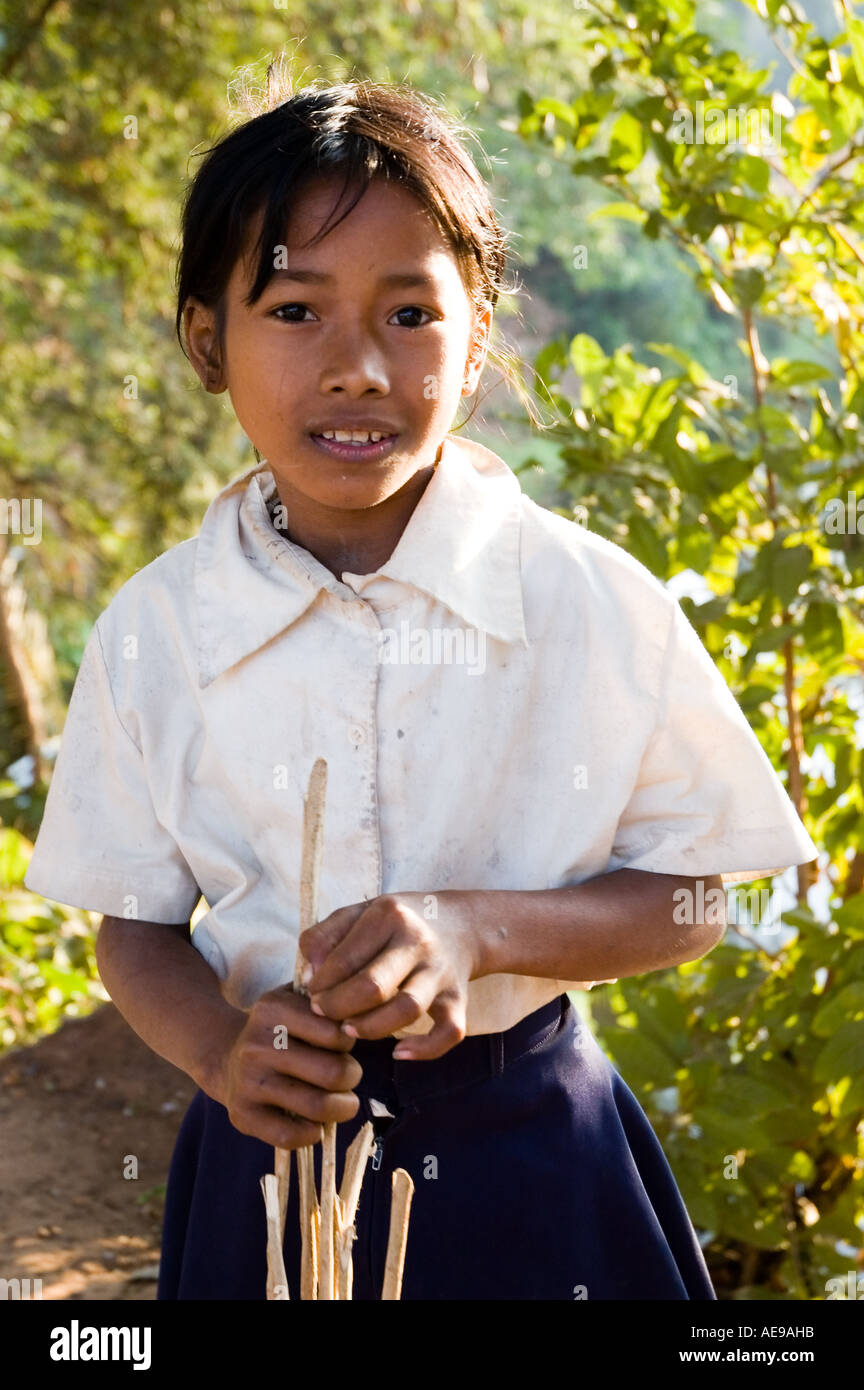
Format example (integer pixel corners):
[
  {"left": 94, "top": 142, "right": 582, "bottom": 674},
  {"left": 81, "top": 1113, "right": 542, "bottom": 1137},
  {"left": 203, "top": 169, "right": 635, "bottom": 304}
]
[
  {"left": 339, "top": 1121, "right": 375, "bottom": 1226},
  {"left": 334, "top": 1122, "right": 375, "bottom": 1299},
  {"left": 274, "top": 1145, "right": 291, "bottom": 1232},
  {"left": 335, "top": 1197, "right": 354, "bottom": 1301},
  {"left": 297, "top": 758, "right": 327, "bottom": 947},
  {"left": 296, "top": 1131, "right": 319, "bottom": 1299},
  {"left": 264, "top": 1111, "right": 291, "bottom": 1298},
  {"left": 319, "top": 1120, "right": 338, "bottom": 1299},
  {"left": 260, "top": 1174, "right": 289, "bottom": 1299},
  {"left": 293, "top": 758, "right": 328, "bottom": 1300},
  {"left": 312, "top": 1201, "right": 320, "bottom": 1290},
  {"left": 381, "top": 1168, "right": 414, "bottom": 1301},
  {"left": 262, "top": 1146, "right": 291, "bottom": 1300}
]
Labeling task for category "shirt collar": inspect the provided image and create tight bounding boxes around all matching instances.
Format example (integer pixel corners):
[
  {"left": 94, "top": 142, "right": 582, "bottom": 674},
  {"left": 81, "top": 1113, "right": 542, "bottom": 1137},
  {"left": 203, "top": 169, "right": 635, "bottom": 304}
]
[{"left": 194, "top": 432, "right": 528, "bottom": 688}]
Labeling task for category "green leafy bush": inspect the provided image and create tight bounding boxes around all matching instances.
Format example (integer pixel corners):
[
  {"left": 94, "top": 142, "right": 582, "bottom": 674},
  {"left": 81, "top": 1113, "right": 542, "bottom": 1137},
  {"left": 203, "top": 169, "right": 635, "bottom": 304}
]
[
  {"left": 0, "top": 827, "right": 107, "bottom": 1051},
  {"left": 517, "top": 0, "right": 864, "bottom": 1298}
]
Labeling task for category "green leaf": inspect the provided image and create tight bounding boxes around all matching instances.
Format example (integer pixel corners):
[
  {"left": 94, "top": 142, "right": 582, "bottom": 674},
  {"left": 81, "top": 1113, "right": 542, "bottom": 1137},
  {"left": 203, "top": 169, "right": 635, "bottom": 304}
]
[
  {"left": 848, "top": 16, "right": 864, "bottom": 87},
  {"left": 626, "top": 513, "right": 669, "bottom": 578},
  {"left": 605, "top": 1027, "right": 678, "bottom": 1086},
  {"left": 771, "top": 359, "right": 835, "bottom": 386},
  {"left": 645, "top": 984, "right": 691, "bottom": 1046},
  {"left": 588, "top": 201, "right": 646, "bottom": 224},
  {"left": 734, "top": 549, "right": 770, "bottom": 605},
  {"left": 770, "top": 544, "right": 812, "bottom": 607},
  {"left": 812, "top": 983, "right": 864, "bottom": 1038},
  {"left": 532, "top": 97, "right": 577, "bottom": 127},
  {"left": 516, "top": 90, "right": 535, "bottom": 119},
  {"left": 675, "top": 525, "right": 715, "bottom": 572},
  {"left": 738, "top": 684, "right": 776, "bottom": 711},
  {"left": 839, "top": 1071, "right": 864, "bottom": 1118},
  {"left": 742, "top": 624, "right": 796, "bottom": 672},
  {"left": 590, "top": 54, "right": 616, "bottom": 87},
  {"left": 802, "top": 602, "right": 845, "bottom": 664},
  {"left": 781, "top": 906, "right": 821, "bottom": 931},
  {"left": 813, "top": 1022, "right": 864, "bottom": 1084},
  {"left": 786, "top": 1149, "right": 816, "bottom": 1183},
  {"left": 832, "top": 740, "right": 854, "bottom": 797},
  {"left": 735, "top": 154, "right": 771, "bottom": 194},
  {"left": 0, "top": 830, "right": 30, "bottom": 891},
  {"left": 607, "top": 111, "right": 645, "bottom": 172},
  {"left": 833, "top": 896, "right": 864, "bottom": 937},
  {"left": 569, "top": 333, "right": 608, "bottom": 382},
  {"left": 695, "top": 1107, "right": 770, "bottom": 1153},
  {"left": 644, "top": 341, "right": 698, "bottom": 372},
  {"left": 710, "top": 1073, "right": 793, "bottom": 1116},
  {"left": 732, "top": 267, "right": 765, "bottom": 308}
]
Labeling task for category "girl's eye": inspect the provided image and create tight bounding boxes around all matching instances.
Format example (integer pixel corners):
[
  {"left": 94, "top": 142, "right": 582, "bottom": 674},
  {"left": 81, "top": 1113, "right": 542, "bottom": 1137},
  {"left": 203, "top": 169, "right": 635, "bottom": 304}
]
[
  {"left": 389, "top": 305, "right": 436, "bottom": 328},
  {"left": 271, "top": 303, "right": 314, "bottom": 323}
]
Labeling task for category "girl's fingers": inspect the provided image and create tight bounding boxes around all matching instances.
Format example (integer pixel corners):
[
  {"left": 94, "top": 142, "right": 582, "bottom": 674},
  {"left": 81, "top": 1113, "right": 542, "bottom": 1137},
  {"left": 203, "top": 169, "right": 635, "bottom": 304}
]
[
  {"left": 240, "top": 1108, "right": 324, "bottom": 1151},
  {"left": 250, "top": 1071, "right": 361, "bottom": 1126},
  {"left": 266, "top": 1035, "right": 363, "bottom": 1092},
  {"left": 311, "top": 941, "right": 423, "bottom": 1021},
  {"left": 299, "top": 903, "right": 365, "bottom": 980},
  {"left": 391, "top": 992, "right": 467, "bottom": 1061},
  {"left": 304, "top": 907, "right": 393, "bottom": 995},
  {"left": 257, "top": 985, "right": 355, "bottom": 1051},
  {"left": 338, "top": 967, "right": 440, "bottom": 1040}
]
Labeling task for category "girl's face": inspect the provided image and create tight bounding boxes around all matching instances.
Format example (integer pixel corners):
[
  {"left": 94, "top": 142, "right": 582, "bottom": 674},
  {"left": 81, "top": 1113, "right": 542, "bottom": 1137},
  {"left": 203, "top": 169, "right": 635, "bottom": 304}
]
[{"left": 184, "top": 173, "right": 491, "bottom": 518}]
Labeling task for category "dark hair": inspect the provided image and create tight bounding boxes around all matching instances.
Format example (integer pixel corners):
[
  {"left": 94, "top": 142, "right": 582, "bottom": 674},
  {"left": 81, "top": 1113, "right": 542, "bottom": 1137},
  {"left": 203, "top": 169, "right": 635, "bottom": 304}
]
[{"left": 174, "top": 66, "right": 542, "bottom": 432}]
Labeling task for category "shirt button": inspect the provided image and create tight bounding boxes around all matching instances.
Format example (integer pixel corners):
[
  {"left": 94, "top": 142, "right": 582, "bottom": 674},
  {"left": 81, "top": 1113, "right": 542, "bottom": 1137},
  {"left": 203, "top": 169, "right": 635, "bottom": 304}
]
[{"left": 349, "top": 725, "right": 366, "bottom": 745}]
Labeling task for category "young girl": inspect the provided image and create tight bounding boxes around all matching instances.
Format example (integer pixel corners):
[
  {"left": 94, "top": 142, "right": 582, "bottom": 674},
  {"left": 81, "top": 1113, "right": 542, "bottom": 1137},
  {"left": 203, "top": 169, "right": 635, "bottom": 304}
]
[{"left": 25, "top": 77, "right": 819, "bottom": 1301}]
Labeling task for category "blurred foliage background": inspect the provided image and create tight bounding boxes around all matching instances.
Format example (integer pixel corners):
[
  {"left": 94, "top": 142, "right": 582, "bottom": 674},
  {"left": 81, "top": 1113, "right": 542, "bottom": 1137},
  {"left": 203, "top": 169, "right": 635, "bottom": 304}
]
[{"left": 1, "top": 0, "right": 862, "bottom": 1298}]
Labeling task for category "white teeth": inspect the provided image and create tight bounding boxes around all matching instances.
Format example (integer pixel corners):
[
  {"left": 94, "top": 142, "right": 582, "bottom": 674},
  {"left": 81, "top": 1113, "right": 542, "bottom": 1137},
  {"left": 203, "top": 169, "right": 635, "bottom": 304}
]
[{"left": 319, "top": 430, "right": 388, "bottom": 443}]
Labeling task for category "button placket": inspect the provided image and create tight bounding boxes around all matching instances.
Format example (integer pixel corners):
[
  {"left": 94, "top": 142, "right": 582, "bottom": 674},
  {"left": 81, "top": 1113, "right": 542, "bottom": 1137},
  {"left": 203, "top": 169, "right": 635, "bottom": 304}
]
[{"left": 342, "top": 597, "right": 384, "bottom": 901}]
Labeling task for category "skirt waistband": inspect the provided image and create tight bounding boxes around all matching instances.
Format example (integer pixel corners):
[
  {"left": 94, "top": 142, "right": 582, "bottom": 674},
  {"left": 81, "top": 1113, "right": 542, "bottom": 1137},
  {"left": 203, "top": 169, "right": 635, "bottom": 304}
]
[{"left": 349, "top": 993, "right": 569, "bottom": 1109}]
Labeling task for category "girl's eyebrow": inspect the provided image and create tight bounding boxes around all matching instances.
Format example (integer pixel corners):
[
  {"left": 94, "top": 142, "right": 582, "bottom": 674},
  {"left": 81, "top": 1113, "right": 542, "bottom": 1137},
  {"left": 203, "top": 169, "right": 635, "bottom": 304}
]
[{"left": 269, "top": 267, "right": 438, "bottom": 290}]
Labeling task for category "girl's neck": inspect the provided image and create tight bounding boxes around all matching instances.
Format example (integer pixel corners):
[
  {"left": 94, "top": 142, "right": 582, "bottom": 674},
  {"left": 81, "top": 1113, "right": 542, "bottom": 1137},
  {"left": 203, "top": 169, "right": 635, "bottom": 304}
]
[{"left": 269, "top": 458, "right": 438, "bottom": 581}]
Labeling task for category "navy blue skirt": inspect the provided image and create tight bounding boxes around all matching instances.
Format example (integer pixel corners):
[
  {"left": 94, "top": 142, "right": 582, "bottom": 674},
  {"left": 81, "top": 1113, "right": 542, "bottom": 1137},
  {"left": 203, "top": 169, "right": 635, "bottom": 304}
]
[{"left": 157, "top": 994, "right": 716, "bottom": 1300}]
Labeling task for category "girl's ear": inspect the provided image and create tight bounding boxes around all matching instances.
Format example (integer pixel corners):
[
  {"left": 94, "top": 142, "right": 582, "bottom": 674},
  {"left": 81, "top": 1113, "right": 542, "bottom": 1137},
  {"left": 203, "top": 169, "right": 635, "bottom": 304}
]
[
  {"left": 182, "top": 298, "right": 228, "bottom": 394},
  {"left": 462, "top": 302, "right": 493, "bottom": 397}
]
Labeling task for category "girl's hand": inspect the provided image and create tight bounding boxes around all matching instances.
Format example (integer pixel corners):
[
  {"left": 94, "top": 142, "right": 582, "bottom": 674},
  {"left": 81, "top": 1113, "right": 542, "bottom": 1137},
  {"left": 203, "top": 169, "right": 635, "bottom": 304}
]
[
  {"left": 213, "top": 986, "right": 363, "bottom": 1150},
  {"left": 299, "top": 892, "right": 481, "bottom": 1061}
]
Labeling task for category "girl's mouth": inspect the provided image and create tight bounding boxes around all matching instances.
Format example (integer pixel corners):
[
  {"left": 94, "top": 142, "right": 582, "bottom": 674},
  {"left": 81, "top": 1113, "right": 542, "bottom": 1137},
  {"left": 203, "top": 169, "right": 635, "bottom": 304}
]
[{"left": 309, "top": 432, "right": 400, "bottom": 462}]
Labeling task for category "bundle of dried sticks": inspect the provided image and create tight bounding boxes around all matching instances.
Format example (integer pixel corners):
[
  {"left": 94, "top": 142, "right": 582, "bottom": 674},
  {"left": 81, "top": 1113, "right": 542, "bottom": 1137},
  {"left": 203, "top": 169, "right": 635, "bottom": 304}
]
[{"left": 260, "top": 757, "right": 415, "bottom": 1300}]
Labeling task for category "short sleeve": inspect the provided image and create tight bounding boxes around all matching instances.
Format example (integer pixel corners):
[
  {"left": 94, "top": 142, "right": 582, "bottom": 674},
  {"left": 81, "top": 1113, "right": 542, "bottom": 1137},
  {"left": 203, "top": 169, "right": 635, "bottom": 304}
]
[
  {"left": 606, "top": 596, "right": 820, "bottom": 884},
  {"left": 24, "top": 621, "right": 201, "bottom": 923}
]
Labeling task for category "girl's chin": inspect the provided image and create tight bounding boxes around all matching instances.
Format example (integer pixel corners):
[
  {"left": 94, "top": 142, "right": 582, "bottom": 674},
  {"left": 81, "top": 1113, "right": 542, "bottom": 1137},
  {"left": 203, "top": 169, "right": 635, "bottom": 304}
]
[{"left": 282, "top": 477, "right": 404, "bottom": 511}]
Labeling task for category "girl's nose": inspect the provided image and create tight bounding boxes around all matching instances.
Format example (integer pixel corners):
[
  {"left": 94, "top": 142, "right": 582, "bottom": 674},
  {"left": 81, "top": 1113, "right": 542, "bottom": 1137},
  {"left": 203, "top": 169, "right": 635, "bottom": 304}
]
[{"left": 317, "top": 330, "right": 392, "bottom": 397}]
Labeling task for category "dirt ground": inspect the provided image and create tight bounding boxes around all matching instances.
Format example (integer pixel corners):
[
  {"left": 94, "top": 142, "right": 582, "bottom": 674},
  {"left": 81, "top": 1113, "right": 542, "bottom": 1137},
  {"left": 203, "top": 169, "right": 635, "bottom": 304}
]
[{"left": 0, "top": 1004, "right": 196, "bottom": 1300}]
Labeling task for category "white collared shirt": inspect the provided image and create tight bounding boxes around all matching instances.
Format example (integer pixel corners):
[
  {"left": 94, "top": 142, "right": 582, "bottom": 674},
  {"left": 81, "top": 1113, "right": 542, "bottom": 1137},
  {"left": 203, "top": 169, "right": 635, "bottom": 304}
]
[{"left": 25, "top": 433, "right": 819, "bottom": 1036}]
